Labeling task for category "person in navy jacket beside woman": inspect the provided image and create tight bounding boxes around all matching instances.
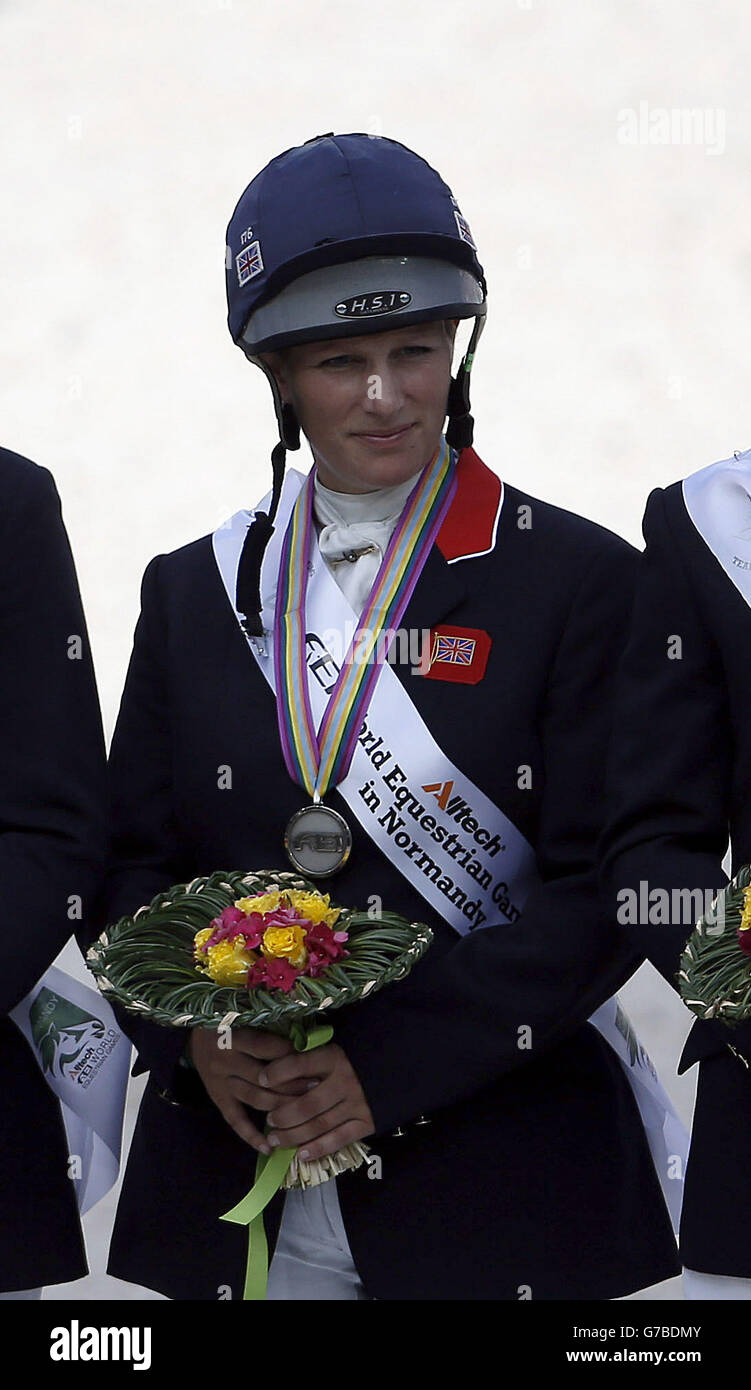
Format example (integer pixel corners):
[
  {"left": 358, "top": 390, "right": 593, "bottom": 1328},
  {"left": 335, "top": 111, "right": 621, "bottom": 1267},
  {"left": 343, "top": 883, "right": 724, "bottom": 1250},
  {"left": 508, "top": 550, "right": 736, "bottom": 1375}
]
[
  {"left": 601, "top": 448, "right": 751, "bottom": 1299},
  {"left": 0, "top": 447, "right": 107, "bottom": 1299}
]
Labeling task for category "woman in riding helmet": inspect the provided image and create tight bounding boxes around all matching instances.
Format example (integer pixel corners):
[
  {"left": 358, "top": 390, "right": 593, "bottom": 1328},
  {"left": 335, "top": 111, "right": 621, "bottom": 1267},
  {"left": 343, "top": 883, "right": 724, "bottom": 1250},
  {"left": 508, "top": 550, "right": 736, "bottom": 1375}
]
[{"left": 99, "top": 132, "right": 681, "bottom": 1300}]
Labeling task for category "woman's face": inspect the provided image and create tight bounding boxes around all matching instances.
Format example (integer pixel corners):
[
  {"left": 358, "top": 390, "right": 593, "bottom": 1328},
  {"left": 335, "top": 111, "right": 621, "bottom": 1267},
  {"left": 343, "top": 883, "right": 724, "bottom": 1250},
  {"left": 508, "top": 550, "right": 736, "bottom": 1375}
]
[{"left": 261, "top": 318, "right": 457, "bottom": 493}]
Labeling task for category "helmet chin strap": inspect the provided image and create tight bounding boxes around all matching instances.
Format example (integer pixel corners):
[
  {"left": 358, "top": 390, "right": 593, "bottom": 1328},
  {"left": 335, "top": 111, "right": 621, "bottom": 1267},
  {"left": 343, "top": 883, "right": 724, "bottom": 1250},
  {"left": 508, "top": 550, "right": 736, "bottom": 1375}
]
[
  {"left": 236, "top": 309, "right": 485, "bottom": 634},
  {"left": 445, "top": 310, "right": 485, "bottom": 450},
  {"left": 236, "top": 439, "right": 287, "bottom": 637}
]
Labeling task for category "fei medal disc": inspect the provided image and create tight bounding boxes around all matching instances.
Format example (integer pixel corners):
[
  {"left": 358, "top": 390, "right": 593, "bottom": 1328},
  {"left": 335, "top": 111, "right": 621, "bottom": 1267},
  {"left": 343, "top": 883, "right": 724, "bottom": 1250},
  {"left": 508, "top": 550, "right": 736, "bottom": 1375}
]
[{"left": 284, "top": 803, "right": 353, "bottom": 877}]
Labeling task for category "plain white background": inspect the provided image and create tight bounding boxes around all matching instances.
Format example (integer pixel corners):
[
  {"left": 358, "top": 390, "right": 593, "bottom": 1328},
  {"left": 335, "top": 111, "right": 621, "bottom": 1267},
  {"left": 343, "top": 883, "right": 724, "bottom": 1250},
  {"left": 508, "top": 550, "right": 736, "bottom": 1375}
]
[{"left": 3, "top": 0, "right": 748, "bottom": 1299}]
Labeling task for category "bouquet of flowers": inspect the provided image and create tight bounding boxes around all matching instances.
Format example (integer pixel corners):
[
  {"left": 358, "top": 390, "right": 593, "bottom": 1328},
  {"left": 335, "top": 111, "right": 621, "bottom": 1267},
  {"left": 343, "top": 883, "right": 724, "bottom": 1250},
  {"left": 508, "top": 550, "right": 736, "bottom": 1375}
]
[
  {"left": 87, "top": 868, "right": 432, "bottom": 1298},
  {"left": 679, "top": 862, "right": 751, "bottom": 1024},
  {"left": 88, "top": 867, "right": 432, "bottom": 1180}
]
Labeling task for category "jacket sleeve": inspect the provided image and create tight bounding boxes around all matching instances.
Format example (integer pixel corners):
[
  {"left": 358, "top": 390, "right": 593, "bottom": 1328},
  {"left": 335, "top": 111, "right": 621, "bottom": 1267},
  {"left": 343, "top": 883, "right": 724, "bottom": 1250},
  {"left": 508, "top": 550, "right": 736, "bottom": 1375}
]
[
  {"left": 332, "top": 536, "right": 645, "bottom": 1136},
  {"left": 598, "top": 487, "right": 750, "bottom": 1063},
  {"left": 90, "top": 553, "right": 195, "bottom": 1093},
  {"left": 0, "top": 464, "right": 108, "bottom": 1015}
]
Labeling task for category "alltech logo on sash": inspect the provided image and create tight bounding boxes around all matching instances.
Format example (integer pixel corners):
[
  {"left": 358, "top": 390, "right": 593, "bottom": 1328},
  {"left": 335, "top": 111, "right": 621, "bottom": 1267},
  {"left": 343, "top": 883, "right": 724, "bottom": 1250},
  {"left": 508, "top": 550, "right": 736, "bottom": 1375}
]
[{"left": 421, "top": 624, "right": 491, "bottom": 684}]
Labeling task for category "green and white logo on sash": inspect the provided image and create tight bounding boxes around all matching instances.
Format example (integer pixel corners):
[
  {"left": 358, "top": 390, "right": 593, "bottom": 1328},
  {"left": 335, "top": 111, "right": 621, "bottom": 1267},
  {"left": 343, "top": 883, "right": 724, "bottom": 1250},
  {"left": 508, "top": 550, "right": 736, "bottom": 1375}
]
[{"left": 30, "top": 987, "right": 113, "bottom": 1082}]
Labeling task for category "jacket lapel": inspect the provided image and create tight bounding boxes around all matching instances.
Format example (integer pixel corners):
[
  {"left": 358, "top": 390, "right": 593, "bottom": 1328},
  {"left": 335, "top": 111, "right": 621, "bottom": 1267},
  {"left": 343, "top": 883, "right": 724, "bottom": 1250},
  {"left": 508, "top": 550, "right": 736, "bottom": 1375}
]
[
  {"left": 403, "top": 541, "right": 469, "bottom": 632},
  {"left": 402, "top": 445, "right": 502, "bottom": 630},
  {"left": 223, "top": 448, "right": 503, "bottom": 641}
]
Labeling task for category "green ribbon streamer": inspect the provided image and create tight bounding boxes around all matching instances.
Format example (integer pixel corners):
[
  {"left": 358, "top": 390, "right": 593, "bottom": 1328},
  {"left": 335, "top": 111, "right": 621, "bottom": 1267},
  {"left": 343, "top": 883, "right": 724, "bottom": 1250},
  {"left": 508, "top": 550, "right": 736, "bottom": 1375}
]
[
  {"left": 219, "top": 1020, "right": 334, "bottom": 1300},
  {"left": 289, "top": 1021, "right": 334, "bottom": 1052}
]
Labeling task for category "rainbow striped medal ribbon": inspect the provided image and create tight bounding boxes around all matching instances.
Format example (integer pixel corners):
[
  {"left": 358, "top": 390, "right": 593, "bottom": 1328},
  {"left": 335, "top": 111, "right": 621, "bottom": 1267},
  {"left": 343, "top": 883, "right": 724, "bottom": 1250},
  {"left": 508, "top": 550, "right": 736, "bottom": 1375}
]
[{"left": 275, "top": 438, "right": 458, "bottom": 878}]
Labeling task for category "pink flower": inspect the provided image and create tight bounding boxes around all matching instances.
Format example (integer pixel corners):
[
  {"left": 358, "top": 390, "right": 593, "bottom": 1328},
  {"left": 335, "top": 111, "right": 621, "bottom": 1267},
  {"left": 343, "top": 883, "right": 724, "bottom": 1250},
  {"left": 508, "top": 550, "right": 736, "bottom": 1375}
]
[
  {"left": 237, "top": 913, "right": 270, "bottom": 950},
  {"left": 306, "top": 920, "right": 348, "bottom": 958},
  {"left": 738, "top": 927, "right": 751, "bottom": 959},
  {"left": 305, "top": 949, "right": 331, "bottom": 978},
  {"left": 207, "top": 906, "right": 265, "bottom": 951},
  {"left": 262, "top": 906, "right": 313, "bottom": 931},
  {"left": 303, "top": 921, "right": 349, "bottom": 977},
  {"left": 247, "top": 957, "right": 301, "bottom": 993},
  {"left": 208, "top": 906, "right": 247, "bottom": 942}
]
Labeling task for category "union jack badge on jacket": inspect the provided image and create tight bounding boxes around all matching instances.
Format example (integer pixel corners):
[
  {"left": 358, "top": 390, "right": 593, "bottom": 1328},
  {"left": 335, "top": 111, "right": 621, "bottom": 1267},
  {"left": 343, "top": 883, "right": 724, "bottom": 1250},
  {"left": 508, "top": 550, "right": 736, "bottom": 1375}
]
[{"left": 420, "top": 624, "right": 492, "bottom": 684}]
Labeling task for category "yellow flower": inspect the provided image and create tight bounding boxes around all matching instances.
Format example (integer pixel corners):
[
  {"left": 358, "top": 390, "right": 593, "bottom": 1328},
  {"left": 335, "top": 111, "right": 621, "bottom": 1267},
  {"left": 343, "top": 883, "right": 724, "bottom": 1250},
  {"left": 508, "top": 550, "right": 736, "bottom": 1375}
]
[
  {"left": 740, "top": 886, "right": 751, "bottom": 932},
  {"left": 261, "top": 924, "right": 308, "bottom": 968},
  {"left": 233, "top": 889, "right": 340, "bottom": 928},
  {"left": 193, "top": 927, "right": 214, "bottom": 959},
  {"left": 200, "top": 939, "right": 257, "bottom": 987},
  {"left": 284, "top": 890, "right": 341, "bottom": 928},
  {"left": 234, "top": 891, "right": 283, "bottom": 916}
]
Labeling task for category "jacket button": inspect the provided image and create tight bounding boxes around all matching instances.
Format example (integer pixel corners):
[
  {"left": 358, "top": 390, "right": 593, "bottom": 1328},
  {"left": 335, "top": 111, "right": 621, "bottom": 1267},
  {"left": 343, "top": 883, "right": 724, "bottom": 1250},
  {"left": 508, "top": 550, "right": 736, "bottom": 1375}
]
[
  {"left": 414, "top": 1114, "right": 432, "bottom": 1126},
  {"left": 391, "top": 1125, "right": 407, "bottom": 1137}
]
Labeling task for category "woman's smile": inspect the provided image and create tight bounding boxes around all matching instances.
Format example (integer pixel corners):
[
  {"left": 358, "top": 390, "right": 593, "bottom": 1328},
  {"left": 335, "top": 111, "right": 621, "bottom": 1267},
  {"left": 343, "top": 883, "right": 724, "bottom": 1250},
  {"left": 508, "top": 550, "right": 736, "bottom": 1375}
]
[{"left": 351, "top": 423, "right": 416, "bottom": 446}]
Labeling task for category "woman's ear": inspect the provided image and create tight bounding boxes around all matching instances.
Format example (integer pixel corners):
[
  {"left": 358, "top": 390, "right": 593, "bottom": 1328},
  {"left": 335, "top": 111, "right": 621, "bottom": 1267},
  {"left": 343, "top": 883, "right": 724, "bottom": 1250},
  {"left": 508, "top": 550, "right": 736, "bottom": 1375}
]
[
  {"left": 259, "top": 349, "right": 289, "bottom": 401},
  {"left": 444, "top": 318, "right": 459, "bottom": 353}
]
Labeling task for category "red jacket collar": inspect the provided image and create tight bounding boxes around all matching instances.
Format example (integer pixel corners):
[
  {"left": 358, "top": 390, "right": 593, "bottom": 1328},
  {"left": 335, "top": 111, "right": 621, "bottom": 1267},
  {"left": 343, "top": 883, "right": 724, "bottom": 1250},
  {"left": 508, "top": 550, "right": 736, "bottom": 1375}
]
[{"left": 437, "top": 447, "right": 504, "bottom": 562}]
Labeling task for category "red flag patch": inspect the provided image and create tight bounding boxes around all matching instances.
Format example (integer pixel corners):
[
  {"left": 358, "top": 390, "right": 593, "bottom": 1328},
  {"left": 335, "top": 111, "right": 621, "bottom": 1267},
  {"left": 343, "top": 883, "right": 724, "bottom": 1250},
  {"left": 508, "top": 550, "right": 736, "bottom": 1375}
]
[{"left": 418, "top": 625, "right": 491, "bottom": 684}]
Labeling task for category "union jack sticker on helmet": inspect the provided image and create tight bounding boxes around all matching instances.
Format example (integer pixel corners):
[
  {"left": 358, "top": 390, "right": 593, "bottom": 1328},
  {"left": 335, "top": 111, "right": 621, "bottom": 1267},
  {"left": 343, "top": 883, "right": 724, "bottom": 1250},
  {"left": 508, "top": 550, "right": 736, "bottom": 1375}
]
[
  {"left": 236, "top": 240, "right": 264, "bottom": 286},
  {"left": 453, "top": 211, "right": 477, "bottom": 250}
]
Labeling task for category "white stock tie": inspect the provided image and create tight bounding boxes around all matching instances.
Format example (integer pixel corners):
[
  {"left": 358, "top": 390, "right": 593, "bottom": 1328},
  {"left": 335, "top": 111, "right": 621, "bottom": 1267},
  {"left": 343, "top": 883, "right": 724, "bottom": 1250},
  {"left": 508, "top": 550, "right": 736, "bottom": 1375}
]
[{"left": 313, "top": 468, "right": 423, "bottom": 616}]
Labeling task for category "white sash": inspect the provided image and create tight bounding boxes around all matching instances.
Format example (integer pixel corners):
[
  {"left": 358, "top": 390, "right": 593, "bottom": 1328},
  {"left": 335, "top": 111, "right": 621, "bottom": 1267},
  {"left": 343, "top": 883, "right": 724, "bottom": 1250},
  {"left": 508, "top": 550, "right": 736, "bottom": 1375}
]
[
  {"left": 682, "top": 448, "right": 751, "bottom": 607},
  {"left": 10, "top": 960, "right": 132, "bottom": 1215},
  {"left": 212, "top": 468, "right": 688, "bottom": 1231}
]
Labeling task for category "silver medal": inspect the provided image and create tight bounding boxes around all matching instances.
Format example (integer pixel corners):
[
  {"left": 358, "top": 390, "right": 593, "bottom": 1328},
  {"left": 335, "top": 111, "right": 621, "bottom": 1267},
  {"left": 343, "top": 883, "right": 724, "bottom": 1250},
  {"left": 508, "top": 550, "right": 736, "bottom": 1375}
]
[{"left": 284, "top": 803, "right": 353, "bottom": 877}]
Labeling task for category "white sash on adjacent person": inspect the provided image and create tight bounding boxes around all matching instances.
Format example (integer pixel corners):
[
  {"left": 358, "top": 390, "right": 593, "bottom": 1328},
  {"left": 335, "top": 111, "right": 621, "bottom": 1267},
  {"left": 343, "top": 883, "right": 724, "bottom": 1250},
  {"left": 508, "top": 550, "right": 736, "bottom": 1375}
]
[
  {"left": 213, "top": 468, "right": 688, "bottom": 1232},
  {"left": 683, "top": 447, "right": 751, "bottom": 608},
  {"left": 10, "top": 961, "right": 131, "bottom": 1214}
]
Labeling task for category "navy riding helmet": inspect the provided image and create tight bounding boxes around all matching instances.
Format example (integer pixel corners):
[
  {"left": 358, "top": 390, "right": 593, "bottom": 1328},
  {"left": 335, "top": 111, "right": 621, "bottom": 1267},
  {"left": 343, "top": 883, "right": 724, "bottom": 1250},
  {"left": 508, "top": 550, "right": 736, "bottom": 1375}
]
[{"left": 224, "top": 132, "right": 487, "bottom": 636}]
